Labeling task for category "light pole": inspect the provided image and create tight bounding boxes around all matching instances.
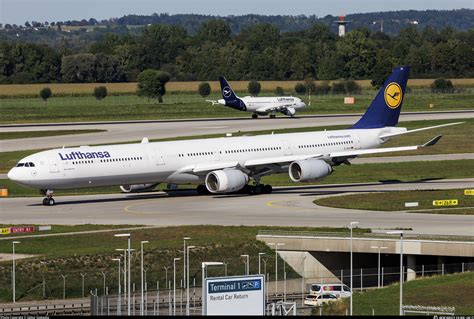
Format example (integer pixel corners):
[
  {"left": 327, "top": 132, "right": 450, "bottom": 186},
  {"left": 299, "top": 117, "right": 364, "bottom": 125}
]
[
  {"left": 183, "top": 237, "right": 190, "bottom": 299},
  {"left": 350, "top": 221, "right": 359, "bottom": 316},
  {"left": 80, "top": 273, "right": 86, "bottom": 298},
  {"left": 258, "top": 253, "right": 266, "bottom": 274},
  {"left": 163, "top": 266, "right": 170, "bottom": 291},
  {"left": 101, "top": 271, "right": 107, "bottom": 296},
  {"left": 387, "top": 231, "right": 404, "bottom": 316},
  {"left": 241, "top": 255, "right": 249, "bottom": 275},
  {"left": 173, "top": 257, "right": 181, "bottom": 316},
  {"left": 268, "top": 242, "right": 284, "bottom": 295},
  {"left": 60, "top": 274, "right": 67, "bottom": 299},
  {"left": 140, "top": 240, "right": 149, "bottom": 316},
  {"left": 223, "top": 262, "right": 228, "bottom": 276},
  {"left": 186, "top": 245, "right": 195, "bottom": 316},
  {"left": 201, "top": 262, "right": 224, "bottom": 316},
  {"left": 115, "top": 233, "right": 131, "bottom": 316},
  {"left": 12, "top": 241, "right": 20, "bottom": 303},
  {"left": 370, "top": 246, "right": 388, "bottom": 288},
  {"left": 112, "top": 258, "right": 121, "bottom": 315}
]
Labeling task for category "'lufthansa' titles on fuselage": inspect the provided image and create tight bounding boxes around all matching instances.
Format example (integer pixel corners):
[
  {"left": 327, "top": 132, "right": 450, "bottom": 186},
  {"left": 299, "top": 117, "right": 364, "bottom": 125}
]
[{"left": 58, "top": 151, "right": 111, "bottom": 161}]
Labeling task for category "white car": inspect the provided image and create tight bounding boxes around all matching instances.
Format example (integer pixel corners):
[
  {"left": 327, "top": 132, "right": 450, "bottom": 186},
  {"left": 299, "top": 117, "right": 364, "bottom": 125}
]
[
  {"left": 309, "top": 284, "right": 351, "bottom": 298},
  {"left": 304, "top": 294, "right": 339, "bottom": 306}
]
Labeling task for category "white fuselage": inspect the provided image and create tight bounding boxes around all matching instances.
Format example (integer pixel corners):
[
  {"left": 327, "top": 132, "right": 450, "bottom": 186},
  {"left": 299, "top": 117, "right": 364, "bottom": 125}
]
[
  {"left": 218, "top": 96, "right": 306, "bottom": 114},
  {"left": 8, "top": 127, "right": 401, "bottom": 190}
]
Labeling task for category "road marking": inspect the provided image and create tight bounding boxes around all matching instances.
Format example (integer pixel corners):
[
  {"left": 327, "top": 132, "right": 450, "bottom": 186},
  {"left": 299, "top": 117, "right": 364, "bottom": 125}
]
[{"left": 266, "top": 200, "right": 313, "bottom": 211}]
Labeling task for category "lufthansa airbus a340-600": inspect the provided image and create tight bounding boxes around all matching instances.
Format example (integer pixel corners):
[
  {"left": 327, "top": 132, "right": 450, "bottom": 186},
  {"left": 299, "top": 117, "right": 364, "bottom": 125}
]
[
  {"left": 8, "top": 66, "right": 460, "bottom": 205},
  {"left": 207, "top": 77, "right": 306, "bottom": 118}
]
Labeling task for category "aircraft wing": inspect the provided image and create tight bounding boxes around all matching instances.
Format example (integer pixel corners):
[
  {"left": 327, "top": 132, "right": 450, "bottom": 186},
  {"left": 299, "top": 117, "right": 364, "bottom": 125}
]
[{"left": 175, "top": 135, "right": 442, "bottom": 177}]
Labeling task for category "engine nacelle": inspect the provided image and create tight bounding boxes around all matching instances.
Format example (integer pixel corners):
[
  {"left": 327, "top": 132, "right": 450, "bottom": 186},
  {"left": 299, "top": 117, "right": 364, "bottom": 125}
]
[
  {"left": 289, "top": 159, "right": 332, "bottom": 182},
  {"left": 120, "top": 183, "right": 158, "bottom": 193},
  {"left": 205, "top": 169, "right": 249, "bottom": 193},
  {"left": 282, "top": 107, "right": 296, "bottom": 116}
]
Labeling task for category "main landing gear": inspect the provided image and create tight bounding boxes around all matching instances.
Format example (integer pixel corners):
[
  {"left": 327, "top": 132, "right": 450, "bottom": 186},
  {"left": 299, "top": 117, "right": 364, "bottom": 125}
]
[
  {"left": 269, "top": 114, "right": 276, "bottom": 118},
  {"left": 41, "top": 189, "right": 55, "bottom": 206},
  {"left": 252, "top": 113, "right": 258, "bottom": 119},
  {"left": 241, "top": 184, "right": 273, "bottom": 195},
  {"left": 196, "top": 184, "right": 211, "bottom": 195}
]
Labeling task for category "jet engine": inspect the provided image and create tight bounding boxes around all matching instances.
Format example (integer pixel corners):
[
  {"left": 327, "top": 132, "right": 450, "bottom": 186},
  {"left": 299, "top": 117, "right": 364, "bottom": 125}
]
[
  {"left": 120, "top": 183, "right": 158, "bottom": 193},
  {"left": 289, "top": 159, "right": 332, "bottom": 182},
  {"left": 282, "top": 107, "right": 296, "bottom": 117},
  {"left": 205, "top": 169, "right": 249, "bottom": 193}
]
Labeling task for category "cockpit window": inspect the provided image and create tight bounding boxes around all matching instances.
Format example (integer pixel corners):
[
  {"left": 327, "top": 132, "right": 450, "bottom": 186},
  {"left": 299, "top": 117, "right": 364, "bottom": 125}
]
[
  {"left": 16, "top": 163, "right": 25, "bottom": 167},
  {"left": 28, "top": 162, "right": 35, "bottom": 167},
  {"left": 15, "top": 162, "right": 35, "bottom": 167}
]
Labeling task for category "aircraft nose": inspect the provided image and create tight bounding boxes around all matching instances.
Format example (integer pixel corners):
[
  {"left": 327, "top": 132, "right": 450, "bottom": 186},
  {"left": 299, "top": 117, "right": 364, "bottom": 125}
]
[{"left": 7, "top": 168, "right": 17, "bottom": 180}]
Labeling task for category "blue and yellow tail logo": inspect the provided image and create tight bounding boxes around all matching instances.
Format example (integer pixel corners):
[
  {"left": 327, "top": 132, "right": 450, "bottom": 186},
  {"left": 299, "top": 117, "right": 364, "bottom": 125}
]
[{"left": 384, "top": 82, "right": 402, "bottom": 109}]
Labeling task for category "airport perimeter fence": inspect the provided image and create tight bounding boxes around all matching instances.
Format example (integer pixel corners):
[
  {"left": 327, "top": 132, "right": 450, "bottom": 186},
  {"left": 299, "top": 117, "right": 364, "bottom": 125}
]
[{"left": 302, "top": 261, "right": 474, "bottom": 292}]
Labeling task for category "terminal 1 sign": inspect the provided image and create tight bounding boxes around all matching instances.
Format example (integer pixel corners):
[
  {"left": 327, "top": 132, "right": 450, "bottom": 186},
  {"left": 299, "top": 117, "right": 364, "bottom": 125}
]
[{"left": 203, "top": 275, "right": 265, "bottom": 315}]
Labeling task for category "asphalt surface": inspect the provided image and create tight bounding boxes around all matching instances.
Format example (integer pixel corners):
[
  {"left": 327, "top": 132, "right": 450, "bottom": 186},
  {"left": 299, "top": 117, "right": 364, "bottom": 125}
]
[
  {"left": 1, "top": 111, "right": 472, "bottom": 151},
  {"left": 1, "top": 178, "right": 473, "bottom": 236}
]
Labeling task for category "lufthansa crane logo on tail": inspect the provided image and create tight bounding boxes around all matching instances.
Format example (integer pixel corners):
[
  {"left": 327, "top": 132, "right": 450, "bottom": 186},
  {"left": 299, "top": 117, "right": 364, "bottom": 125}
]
[
  {"left": 223, "top": 86, "right": 232, "bottom": 98},
  {"left": 384, "top": 82, "right": 402, "bottom": 109}
]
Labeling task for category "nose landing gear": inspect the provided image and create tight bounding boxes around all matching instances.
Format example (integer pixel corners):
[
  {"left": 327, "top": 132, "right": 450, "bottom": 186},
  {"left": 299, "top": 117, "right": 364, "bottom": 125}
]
[{"left": 41, "top": 189, "right": 55, "bottom": 206}]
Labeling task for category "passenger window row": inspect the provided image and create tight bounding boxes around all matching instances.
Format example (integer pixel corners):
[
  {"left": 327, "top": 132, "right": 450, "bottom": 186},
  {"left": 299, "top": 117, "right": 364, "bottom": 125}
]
[
  {"left": 298, "top": 141, "right": 353, "bottom": 149},
  {"left": 99, "top": 157, "right": 143, "bottom": 163},
  {"left": 225, "top": 147, "right": 281, "bottom": 154}
]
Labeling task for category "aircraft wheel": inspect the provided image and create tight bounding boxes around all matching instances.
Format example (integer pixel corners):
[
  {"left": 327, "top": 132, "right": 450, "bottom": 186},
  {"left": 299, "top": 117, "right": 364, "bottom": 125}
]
[
  {"left": 252, "top": 114, "right": 258, "bottom": 119},
  {"left": 47, "top": 198, "right": 55, "bottom": 206},
  {"left": 269, "top": 114, "right": 276, "bottom": 118},
  {"left": 252, "top": 185, "right": 262, "bottom": 195},
  {"left": 42, "top": 198, "right": 48, "bottom": 206},
  {"left": 262, "top": 184, "right": 273, "bottom": 194},
  {"left": 196, "top": 184, "right": 210, "bottom": 195}
]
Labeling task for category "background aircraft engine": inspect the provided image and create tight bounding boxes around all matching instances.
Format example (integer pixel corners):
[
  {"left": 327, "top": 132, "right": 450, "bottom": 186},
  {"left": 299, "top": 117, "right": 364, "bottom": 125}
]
[
  {"left": 289, "top": 159, "right": 332, "bottom": 182},
  {"left": 120, "top": 183, "right": 158, "bottom": 193},
  {"left": 282, "top": 107, "right": 296, "bottom": 116},
  {"left": 205, "top": 169, "right": 249, "bottom": 193}
]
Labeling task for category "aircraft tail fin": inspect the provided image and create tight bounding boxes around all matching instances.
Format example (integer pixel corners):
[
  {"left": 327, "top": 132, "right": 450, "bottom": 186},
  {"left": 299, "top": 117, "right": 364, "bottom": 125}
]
[
  {"left": 219, "top": 77, "right": 239, "bottom": 101},
  {"left": 351, "top": 66, "right": 409, "bottom": 129}
]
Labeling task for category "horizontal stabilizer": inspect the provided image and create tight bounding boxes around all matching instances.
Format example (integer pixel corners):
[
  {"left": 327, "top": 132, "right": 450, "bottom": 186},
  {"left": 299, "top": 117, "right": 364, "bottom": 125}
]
[{"left": 380, "top": 122, "right": 463, "bottom": 139}]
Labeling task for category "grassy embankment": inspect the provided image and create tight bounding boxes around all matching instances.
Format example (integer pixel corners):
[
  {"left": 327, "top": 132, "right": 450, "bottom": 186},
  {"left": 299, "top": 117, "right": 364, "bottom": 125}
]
[
  {"left": 0, "top": 79, "right": 473, "bottom": 123},
  {"left": 0, "top": 130, "right": 105, "bottom": 140},
  {"left": 317, "top": 271, "right": 474, "bottom": 315},
  {"left": 0, "top": 225, "right": 369, "bottom": 302},
  {"left": 315, "top": 189, "right": 474, "bottom": 215}
]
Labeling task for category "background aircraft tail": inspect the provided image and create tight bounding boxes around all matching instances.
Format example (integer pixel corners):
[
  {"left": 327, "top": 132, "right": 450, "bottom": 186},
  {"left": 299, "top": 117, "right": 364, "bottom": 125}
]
[
  {"left": 218, "top": 76, "right": 246, "bottom": 110},
  {"left": 351, "top": 66, "right": 409, "bottom": 129}
]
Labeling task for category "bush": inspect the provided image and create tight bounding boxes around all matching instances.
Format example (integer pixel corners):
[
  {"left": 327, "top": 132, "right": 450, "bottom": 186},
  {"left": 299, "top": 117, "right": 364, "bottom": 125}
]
[
  {"left": 431, "top": 78, "right": 455, "bottom": 93},
  {"left": 331, "top": 81, "right": 346, "bottom": 94},
  {"left": 274, "top": 86, "right": 284, "bottom": 96},
  {"left": 39, "top": 87, "right": 52, "bottom": 102},
  {"left": 137, "top": 69, "right": 171, "bottom": 103},
  {"left": 294, "top": 83, "right": 307, "bottom": 95},
  {"left": 93, "top": 86, "right": 108, "bottom": 101},
  {"left": 344, "top": 80, "right": 362, "bottom": 94},
  {"left": 198, "top": 82, "right": 211, "bottom": 98},
  {"left": 248, "top": 80, "right": 261, "bottom": 96},
  {"left": 314, "top": 81, "right": 331, "bottom": 95},
  {"left": 304, "top": 78, "right": 316, "bottom": 94}
]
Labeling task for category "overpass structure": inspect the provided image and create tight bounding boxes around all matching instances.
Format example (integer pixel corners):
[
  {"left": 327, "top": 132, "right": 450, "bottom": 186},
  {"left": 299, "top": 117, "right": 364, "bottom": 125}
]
[{"left": 257, "top": 230, "right": 474, "bottom": 288}]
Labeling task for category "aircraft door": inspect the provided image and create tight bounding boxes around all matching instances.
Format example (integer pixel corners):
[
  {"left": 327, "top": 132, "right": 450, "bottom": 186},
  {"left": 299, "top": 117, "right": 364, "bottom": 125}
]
[
  {"left": 155, "top": 151, "right": 165, "bottom": 165},
  {"left": 282, "top": 140, "right": 293, "bottom": 156},
  {"left": 49, "top": 160, "right": 60, "bottom": 173}
]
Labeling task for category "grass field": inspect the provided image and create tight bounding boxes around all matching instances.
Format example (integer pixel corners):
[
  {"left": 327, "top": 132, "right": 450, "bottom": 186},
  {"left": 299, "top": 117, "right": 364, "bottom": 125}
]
[
  {"left": 314, "top": 189, "right": 474, "bottom": 214},
  {"left": 320, "top": 272, "right": 474, "bottom": 315},
  {"left": 2, "top": 160, "right": 473, "bottom": 197},
  {"left": 0, "top": 130, "right": 105, "bottom": 140},
  {"left": 0, "top": 90, "right": 472, "bottom": 123},
  {"left": 1, "top": 79, "right": 474, "bottom": 96},
  {"left": 0, "top": 225, "right": 369, "bottom": 302}
]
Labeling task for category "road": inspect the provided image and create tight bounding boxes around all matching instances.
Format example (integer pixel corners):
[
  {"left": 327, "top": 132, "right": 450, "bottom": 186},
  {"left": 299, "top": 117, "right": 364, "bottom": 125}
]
[
  {"left": 1, "top": 178, "right": 473, "bottom": 236},
  {"left": 1, "top": 110, "right": 472, "bottom": 151}
]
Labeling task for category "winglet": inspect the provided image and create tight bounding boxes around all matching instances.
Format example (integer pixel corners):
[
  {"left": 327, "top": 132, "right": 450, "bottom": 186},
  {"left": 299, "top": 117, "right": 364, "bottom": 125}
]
[{"left": 422, "top": 135, "right": 442, "bottom": 147}]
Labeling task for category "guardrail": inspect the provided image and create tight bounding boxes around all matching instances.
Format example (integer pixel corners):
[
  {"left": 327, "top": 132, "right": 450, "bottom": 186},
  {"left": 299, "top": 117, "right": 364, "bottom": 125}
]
[
  {"left": 257, "top": 230, "right": 474, "bottom": 242},
  {"left": 0, "top": 302, "right": 89, "bottom": 316}
]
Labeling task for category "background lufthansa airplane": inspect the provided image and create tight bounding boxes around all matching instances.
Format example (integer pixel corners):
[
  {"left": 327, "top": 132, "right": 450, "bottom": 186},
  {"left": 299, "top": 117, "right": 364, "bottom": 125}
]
[
  {"left": 8, "top": 66, "right": 460, "bottom": 205},
  {"left": 207, "top": 77, "right": 306, "bottom": 118}
]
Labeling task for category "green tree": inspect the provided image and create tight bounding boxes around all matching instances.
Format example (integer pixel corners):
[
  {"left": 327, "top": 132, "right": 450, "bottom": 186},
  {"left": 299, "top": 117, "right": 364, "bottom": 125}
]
[
  {"left": 198, "top": 82, "right": 211, "bottom": 98},
  {"left": 274, "top": 86, "right": 284, "bottom": 96},
  {"left": 136, "top": 69, "right": 171, "bottom": 103},
  {"left": 247, "top": 80, "right": 261, "bottom": 96},
  {"left": 39, "top": 87, "right": 52, "bottom": 103},
  {"left": 196, "top": 20, "right": 231, "bottom": 43},
  {"left": 431, "top": 78, "right": 455, "bottom": 93},
  {"left": 93, "top": 86, "right": 108, "bottom": 101},
  {"left": 294, "top": 83, "right": 307, "bottom": 95}
]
